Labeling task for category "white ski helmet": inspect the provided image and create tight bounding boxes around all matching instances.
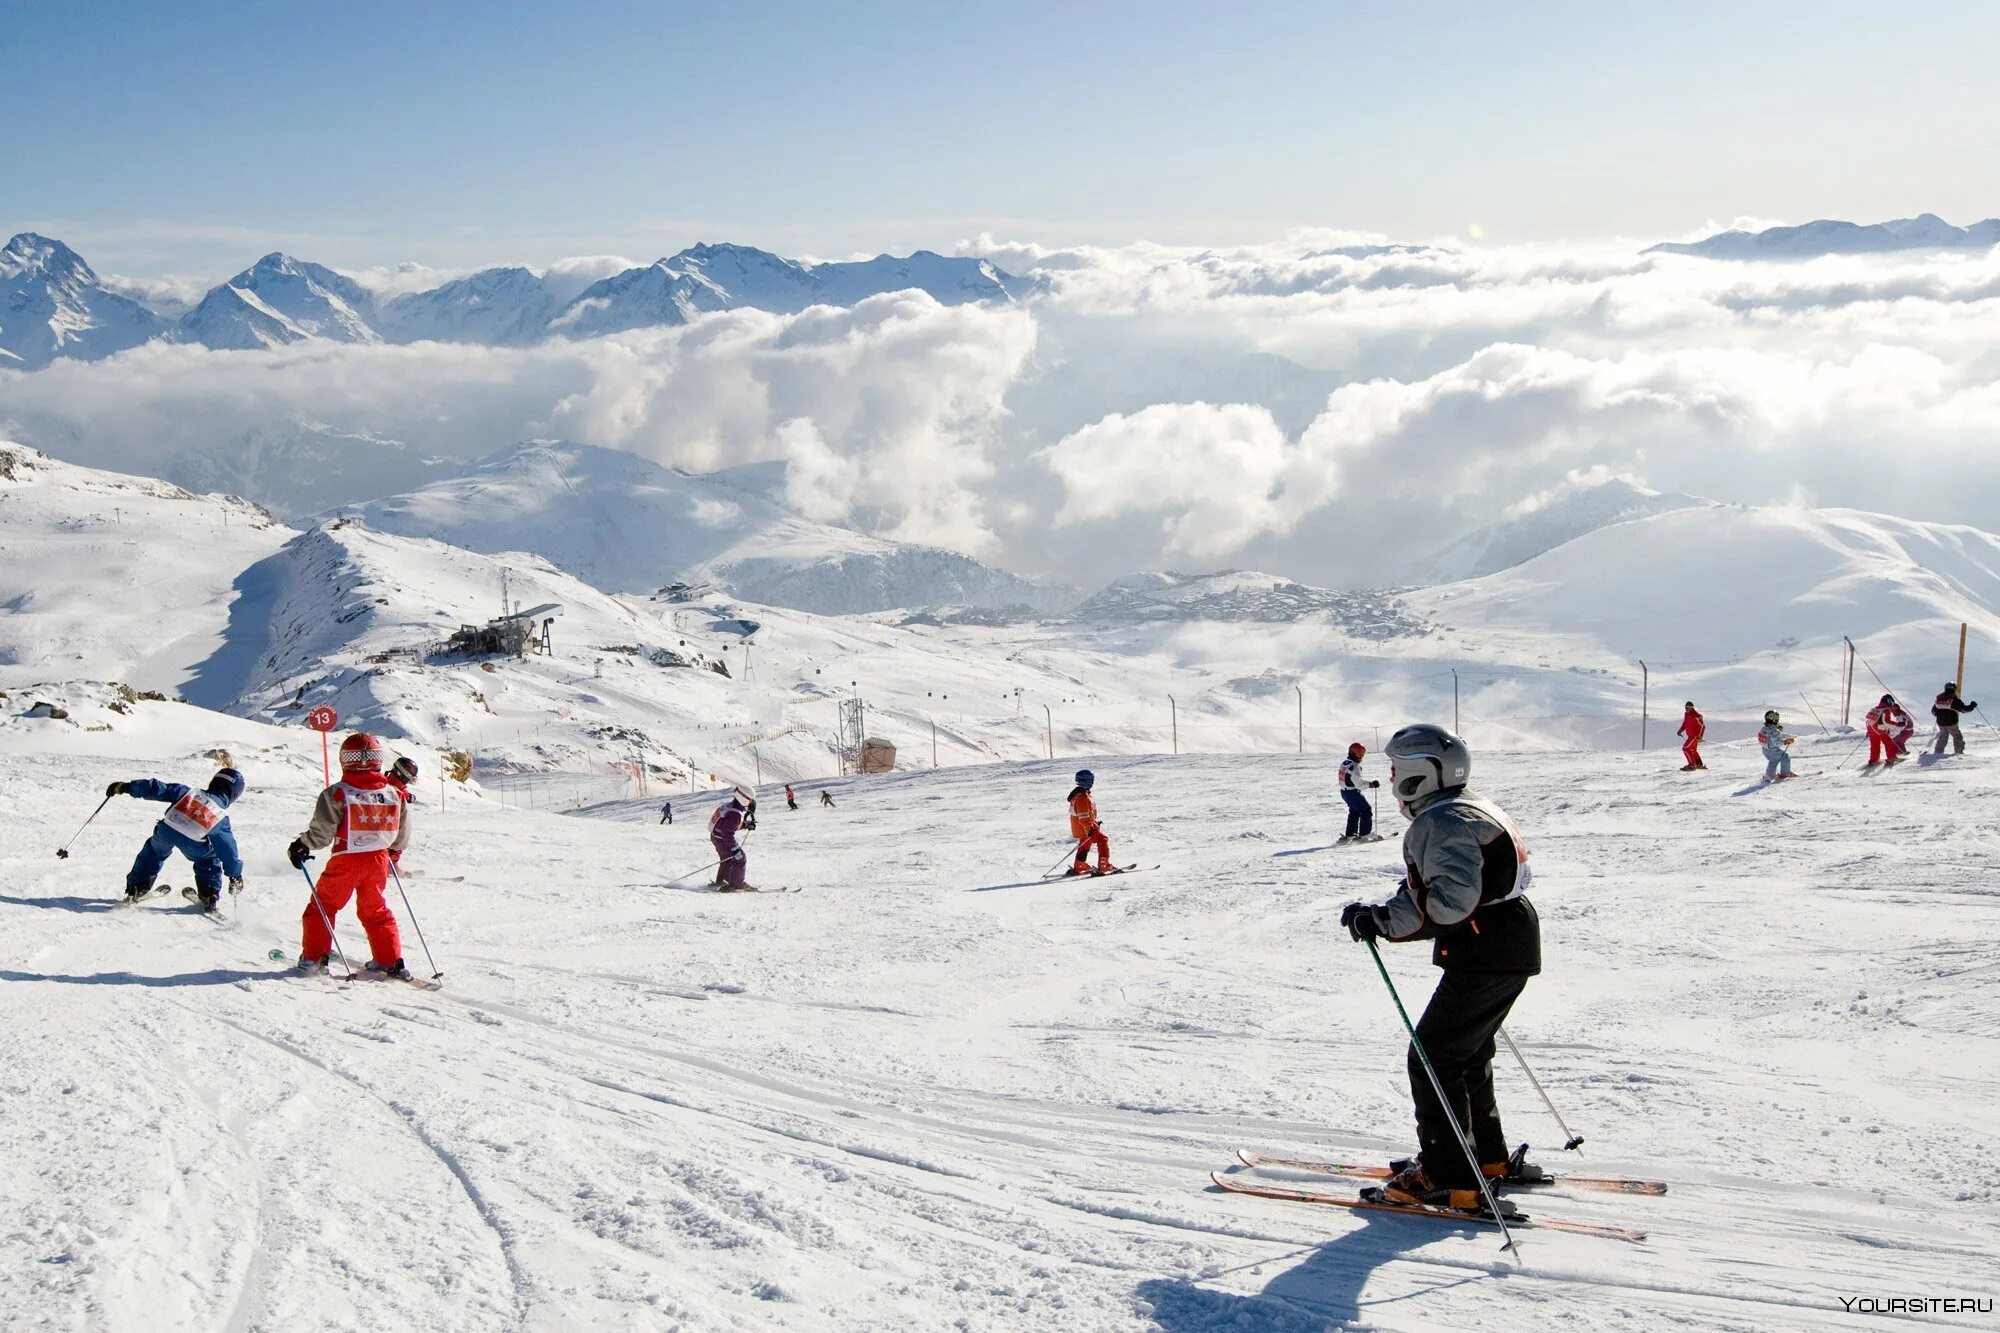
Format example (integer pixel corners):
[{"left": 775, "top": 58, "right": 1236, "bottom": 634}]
[
  {"left": 1385, "top": 723, "right": 1471, "bottom": 811},
  {"left": 733, "top": 784, "right": 756, "bottom": 806}
]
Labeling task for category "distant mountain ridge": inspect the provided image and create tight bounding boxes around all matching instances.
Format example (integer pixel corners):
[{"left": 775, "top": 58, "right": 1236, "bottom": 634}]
[
  {"left": 0, "top": 232, "right": 1030, "bottom": 363},
  {"left": 1650, "top": 213, "right": 2000, "bottom": 260},
  {"left": 1411, "top": 478, "right": 1711, "bottom": 584}
]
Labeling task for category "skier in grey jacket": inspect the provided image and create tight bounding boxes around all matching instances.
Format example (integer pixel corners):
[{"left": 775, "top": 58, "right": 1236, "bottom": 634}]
[{"left": 1341, "top": 723, "right": 1541, "bottom": 1213}]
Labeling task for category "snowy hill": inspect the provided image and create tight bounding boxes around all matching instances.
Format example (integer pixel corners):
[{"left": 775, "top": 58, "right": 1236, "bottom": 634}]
[
  {"left": 1410, "top": 503, "right": 2000, "bottom": 685},
  {"left": 5, "top": 717, "right": 1999, "bottom": 1327},
  {"left": 0, "top": 442, "right": 289, "bottom": 692},
  {"left": 175, "top": 252, "right": 383, "bottom": 349},
  {"left": 329, "top": 441, "right": 1078, "bottom": 615},
  {"left": 0, "top": 232, "right": 167, "bottom": 368},
  {"left": 1411, "top": 479, "right": 1711, "bottom": 584},
  {"left": 376, "top": 265, "right": 562, "bottom": 345},
  {"left": 1649, "top": 213, "right": 2000, "bottom": 259}
]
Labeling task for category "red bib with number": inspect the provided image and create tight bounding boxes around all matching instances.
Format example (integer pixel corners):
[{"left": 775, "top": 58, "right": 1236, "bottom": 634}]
[
  {"left": 336, "top": 783, "right": 403, "bottom": 853},
  {"left": 163, "top": 790, "right": 225, "bottom": 842}
]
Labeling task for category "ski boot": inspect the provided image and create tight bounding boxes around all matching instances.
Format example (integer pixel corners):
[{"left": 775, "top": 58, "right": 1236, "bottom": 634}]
[
  {"left": 1335, "top": 834, "right": 1354, "bottom": 844},
  {"left": 366, "top": 959, "right": 412, "bottom": 980},
  {"left": 124, "top": 881, "right": 156, "bottom": 903},
  {"left": 1365, "top": 1161, "right": 1522, "bottom": 1218},
  {"left": 296, "top": 954, "right": 331, "bottom": 974},
  {"left": 1062, "top": 865, "right": 1088, "bottom": 877},
  {"left": 1483, "top": 1143, "right": 1549, "bottom": 1187}
]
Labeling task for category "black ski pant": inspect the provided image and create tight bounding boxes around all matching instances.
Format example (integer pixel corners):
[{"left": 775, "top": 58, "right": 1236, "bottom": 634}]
[
  {"left": 1341, "top": 788, "right": 1372, "bottom": 837},
  {"left": 1408, "top": 969, "right": 1531, "bottom": 1189}
]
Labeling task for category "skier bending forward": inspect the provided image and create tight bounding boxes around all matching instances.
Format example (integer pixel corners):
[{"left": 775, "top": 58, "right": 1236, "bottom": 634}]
[
  {"left": 109, "top": 767, "right": 247, "bottom": 911},
  {"left": 709, "top": 786, "right": 758, "bottom": 891},
  {"left": 288, "top": 732, "right": 412, "bottom": 979},
  {"left": 1340, "top": 723, "right": 1543, "bottom": 1213}
]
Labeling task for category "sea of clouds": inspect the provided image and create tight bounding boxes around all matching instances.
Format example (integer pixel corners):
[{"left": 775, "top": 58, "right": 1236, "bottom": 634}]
[{"left": 5, "top": 229, "right": 1998, "bottom": 587}]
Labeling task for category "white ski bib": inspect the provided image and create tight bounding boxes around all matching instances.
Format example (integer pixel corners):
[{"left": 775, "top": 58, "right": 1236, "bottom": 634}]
[
  {"left": 338, "top": 784, "right": 402, "bottom": 853},
  {"left": 1436, "top": 794, "right": 1532, "bottom": 901},
  {"left": 162, "top": 790, "right": 225, "bottom": 842}
]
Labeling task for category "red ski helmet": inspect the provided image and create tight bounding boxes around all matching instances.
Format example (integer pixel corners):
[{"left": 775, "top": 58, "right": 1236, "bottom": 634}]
[
  {"left": 339, "top": 732, "right": 387, "bottom": 773},
  {"left": 1348, "top": 741, "right": 1366, "bottom": 758}
]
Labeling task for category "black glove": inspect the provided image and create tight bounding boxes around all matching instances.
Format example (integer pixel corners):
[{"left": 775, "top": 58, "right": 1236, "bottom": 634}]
[
  {"left": 287, "top": 838, "right": 312, "bottom": 869},
  {"left": 1340, "top": 902, "right": 1385, "bottom": 943},
  {"left": 743, "top": 815, "right": 758, "bottom": 831},
  {"left": 228, "top": 876, "right": 245, "bottom": 895},
  {"left": 106, "top": 780, "right": 129, "bottom": 797},
  {"left": 1368, "top": 780, "right": 1380, "bottom": 789}
]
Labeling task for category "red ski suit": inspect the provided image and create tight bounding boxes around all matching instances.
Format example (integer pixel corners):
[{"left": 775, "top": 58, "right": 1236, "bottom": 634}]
[
  {"left": 1678, "top": 708, "right": 1705, "bottom": 767},
  {"left": 1867, "top": 703, "right": 1913, "bottom": 765},
  {"left": 1068, "top": 787, "right": 1110, "bottom": 871},
  {"left": 297, "top": 772, "right": 407, "bottom": 966}
]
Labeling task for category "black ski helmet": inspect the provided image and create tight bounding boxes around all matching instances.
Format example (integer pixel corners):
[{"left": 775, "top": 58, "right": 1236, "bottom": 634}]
[
  {"left": 1880, "top": 693, "right": 1896, "bottom": 707},
  {"left": 1074, "top": 769, "right": 1095, "bottom": 789},
  {"left": 1763, "top": 709, "right": 1780, "bottom": 725},
  {"left": 207, "top": 767, "right": 245, "bottom": 803},
  {"left": 1684, "top": 700, "right": 1697, "bottom": 710},
  {"left": 1945, "top": 681, "right": 1958, "bottom": 693}
]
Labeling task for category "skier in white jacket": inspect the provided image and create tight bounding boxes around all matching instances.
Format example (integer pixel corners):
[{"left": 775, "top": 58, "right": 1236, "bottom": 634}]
[{"left": 1758, "top": 710, "right": 1795, "bottom": 780}]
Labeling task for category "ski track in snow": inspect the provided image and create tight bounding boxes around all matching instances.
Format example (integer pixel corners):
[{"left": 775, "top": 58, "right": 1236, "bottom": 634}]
[{"left": 4, "top": 740, "right": 2000, "bottom": 1330}]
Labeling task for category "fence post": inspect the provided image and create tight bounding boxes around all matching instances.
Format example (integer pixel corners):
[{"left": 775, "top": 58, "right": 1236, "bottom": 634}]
[
  {"left": 1639, "top": 660, "right": 1649, "bottom": 750},
  {"left": 1958, "top": 622, "right": 1969, "bottom": 694},
  {"left": 1452, "top": 669, "right": 1460, "bottom": 733},
  {"left": 1296, "top": 685, "right": 1303, "bottom": 754},
  {"left": 1044, "top": 704, "right": 1053, "bottom": 759},
  {"left": 1168, "top": 694, "right": 1178, "bottom": 755}
]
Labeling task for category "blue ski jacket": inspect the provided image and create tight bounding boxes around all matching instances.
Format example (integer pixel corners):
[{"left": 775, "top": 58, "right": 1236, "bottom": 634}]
[{"left": 127, "top": 778, "right": 245, "bottom": 878}]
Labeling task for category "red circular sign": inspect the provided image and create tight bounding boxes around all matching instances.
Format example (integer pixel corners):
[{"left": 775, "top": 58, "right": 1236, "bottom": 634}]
[{"left": 306, "top": 706, "right": 339, "bottom": 733}]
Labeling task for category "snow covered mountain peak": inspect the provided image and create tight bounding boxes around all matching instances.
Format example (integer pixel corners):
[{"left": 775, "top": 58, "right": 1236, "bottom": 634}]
[
  {"left": 1650, "top": 214, "right": 2000, "bottom": 259},
  {"left": 176, "top": 250, "right": 381, "bottom": 349},
  {"left": 1411, "top": 478, "right": 1711, "bottom": 584},
  {"left": 0, "top": 231, "right": 168, "bottom": 368}
]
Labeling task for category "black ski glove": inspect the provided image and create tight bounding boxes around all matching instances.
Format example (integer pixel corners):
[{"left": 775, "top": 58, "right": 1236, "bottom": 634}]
[
  {"left": 287, "top": 838, "right": 312, "bottom": 869},
  {"left": 744, "top": 815, "right": 758, "bottom": 831},
  {"left": 1367, "top": 780, "right": 1380, "bottom": 789},
  {"left": 106, "top": 780, "right": 129, "bottom": 797},
  {"left": 1340, "top": 902, "right": 1385, "bottom": 943},
  {"left": 228, "top": 876, "right": 245, "bottom": 895}
]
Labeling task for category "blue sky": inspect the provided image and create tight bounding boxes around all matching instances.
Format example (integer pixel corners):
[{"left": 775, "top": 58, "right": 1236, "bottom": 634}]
[{"left": 6, "top": 0, "right": 1997, "bottom": 276}]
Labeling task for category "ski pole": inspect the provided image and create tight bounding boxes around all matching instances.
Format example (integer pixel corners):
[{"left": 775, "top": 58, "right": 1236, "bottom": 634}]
[
  {"left": 667, "top": 856, "right": 724, "bottom": 885},
  {"left": 1498, "top": 1025, "right": 1584, "bottom": 1151},
  {"left": 56, "top": 794, "right": 113, "bottom": 859},
  {"left": 388, "top": 862, "right": 443, "bottom": 981},
  {"left": 298, "top": 862, "right": 358, "bottom": 980},
  {"left": 1364, "top": 938, "right": 1522, "bottom": 1258},
  {"left": 1045, "top": 839, "right": 1087, "bottom": 878}
]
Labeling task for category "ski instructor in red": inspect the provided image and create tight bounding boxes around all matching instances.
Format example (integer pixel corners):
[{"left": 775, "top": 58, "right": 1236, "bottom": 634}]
[
  {"left": 1340, "top": 723, "right": 1543, "bottom": 1214},
  {"left": 288, "top": 732, "right": 412, "bottom": 978}
]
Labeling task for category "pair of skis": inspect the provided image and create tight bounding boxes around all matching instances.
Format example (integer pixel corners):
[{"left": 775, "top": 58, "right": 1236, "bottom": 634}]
[
  {"left": 268, "top": 948, "right": 443, "bottom": 991},
  {"left": 111, "top": 884, "right": 232, "bottom": 925},
  {"left": 1042, "top": 863, "right": 1156, "bottom": 881},
  {"left": 1216, "top": 1150, "right": 1661, "bottom": 1243}
]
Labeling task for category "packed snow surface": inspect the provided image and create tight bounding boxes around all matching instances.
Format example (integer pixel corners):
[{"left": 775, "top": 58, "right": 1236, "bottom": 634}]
[{"left": 4, "top": 695, "right": 1997, "bottom": 1330}]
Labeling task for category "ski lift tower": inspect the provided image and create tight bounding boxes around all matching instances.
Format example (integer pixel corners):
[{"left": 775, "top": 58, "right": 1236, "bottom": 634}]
[{"left": 838, "top": 696, "right": 867, "bottom": 776}]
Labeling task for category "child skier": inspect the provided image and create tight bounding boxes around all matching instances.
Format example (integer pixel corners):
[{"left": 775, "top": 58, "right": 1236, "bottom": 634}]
[
  {"left": 1866, "top": 695, "right": 1912, "bottom": 767},
  {"left": 819, "top": 790, "right": 835, "bottom": 808},
  {"left": 287, "top": 732, "right": 411, "bottom": 977},
  {"left": 709, "top": 786, "right": 758, "bottom": 891},
  {"left": 1932, "top": 683, "right": 1978, "bottom": 755},
  {"left": 107, "top": 767, "right": 246, "bottom": 912},
  {"left": 1677, "top": 702, "right": 1706, "bottom": 771},
  {"left": 659, "top": 800, "right": 674, "bottom": 826},
  {"left": 1337, "top": 742, "right": 1381, "bottom": 842},
  {"left": 785, "top": 783, "right": 798, "bottom": 811},
  {"left": 1065, "top": 769, "right": 1116, "bottom": 876},
  {"left": 1758, "top": 709, "right": 1795, "bottom": 780},
  {"left": 1338, "top": 724, "right": 1542, "bottom": 1214}
]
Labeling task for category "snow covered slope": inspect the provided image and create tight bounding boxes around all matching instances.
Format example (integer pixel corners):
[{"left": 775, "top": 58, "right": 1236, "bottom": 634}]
[
  {"left": 5, "top": 710, "right": 1997, "bottom": 1329},
  {"left": 330, "top": 441, "right": 1077, "bottom": 615},
  {"left": 0, "top": 442, "right": 290, "bottom": 692},
  {"left": 175, "top": 253, "right": 383, "bottom": 349},
  {"left": 1410, "top": 503, "right": 2000, "bottom": 702},
  {"left": 1072, "top": 570, "right": 1423, "bottom": 636},
  {"left": 0, "top": 233, "right": 168, "bottom": 368},
  {"left": 376, "top": 266, "right": 562, "bottom": 345},
  {"left": 1411, "top": 479, "right": 1711, "bottom": 584}
]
